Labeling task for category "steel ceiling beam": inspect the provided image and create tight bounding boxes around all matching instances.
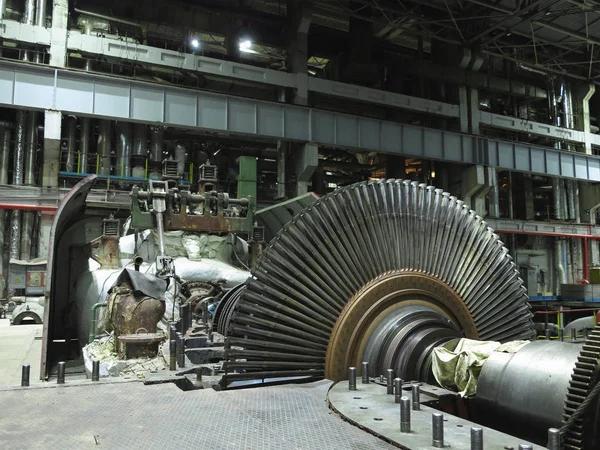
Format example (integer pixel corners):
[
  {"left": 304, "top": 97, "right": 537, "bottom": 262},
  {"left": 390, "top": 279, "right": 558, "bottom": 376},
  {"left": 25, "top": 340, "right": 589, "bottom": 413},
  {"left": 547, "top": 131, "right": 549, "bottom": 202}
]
[
  {"left": 469, "top": 0, "right": 549, "bottom": 44},
  {"left": 533, "top": 20, "right": 600, "bottom": 46}
]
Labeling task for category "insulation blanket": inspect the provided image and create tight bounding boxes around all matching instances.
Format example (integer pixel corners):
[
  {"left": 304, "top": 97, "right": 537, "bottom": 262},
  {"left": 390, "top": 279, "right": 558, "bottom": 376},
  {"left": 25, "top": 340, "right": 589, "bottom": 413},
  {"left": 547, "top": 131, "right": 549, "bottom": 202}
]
[{"left": 432, "top": 338, "right": 529, "bottom": 397}]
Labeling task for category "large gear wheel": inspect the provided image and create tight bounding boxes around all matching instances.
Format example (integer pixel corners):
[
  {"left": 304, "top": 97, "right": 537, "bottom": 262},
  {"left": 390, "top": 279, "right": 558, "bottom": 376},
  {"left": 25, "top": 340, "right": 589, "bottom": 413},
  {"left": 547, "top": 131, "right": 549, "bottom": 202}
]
[
  {"left": 563, "top": 325, "right": 600, "bottom": 450},
  {"left": 221, "top": 179, "right": 535, "bottom": 387}
]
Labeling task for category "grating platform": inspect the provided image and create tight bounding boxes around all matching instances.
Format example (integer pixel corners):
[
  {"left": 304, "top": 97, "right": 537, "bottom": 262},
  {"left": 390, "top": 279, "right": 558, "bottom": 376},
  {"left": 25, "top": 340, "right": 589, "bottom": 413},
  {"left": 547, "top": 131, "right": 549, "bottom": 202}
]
[{"left": 0, "top": 379, "right": 394, "bottom": 450}]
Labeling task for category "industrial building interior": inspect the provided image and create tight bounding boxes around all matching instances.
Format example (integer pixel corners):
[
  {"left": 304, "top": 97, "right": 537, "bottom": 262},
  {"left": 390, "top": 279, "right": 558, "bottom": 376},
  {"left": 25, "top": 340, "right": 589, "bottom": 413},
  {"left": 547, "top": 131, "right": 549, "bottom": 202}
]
[{"left": 2, "top": 0, "right": 600, "bottom": 449}]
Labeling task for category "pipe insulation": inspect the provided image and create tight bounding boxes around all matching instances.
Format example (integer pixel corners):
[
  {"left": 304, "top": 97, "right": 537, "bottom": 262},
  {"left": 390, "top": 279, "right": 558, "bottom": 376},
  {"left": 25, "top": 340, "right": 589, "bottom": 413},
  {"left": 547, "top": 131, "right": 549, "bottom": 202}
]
[
  {"left": 20, "top": 212, "right": 34, "bottom": 261},
  {"left": 174, "top": 144, "right": 186, "bottom": 176},
  {"left": 36, "top": 0, "right": 46, "bottom": 27},
  {"left": 552, "top": 178, "right": 562, "bottom": 220},
  {"left": 9, "top": 111, "right": 26, "bottom": 262},
  {"left": 149, "top": 126, "right": 163, "bottom": 163},
  {"left": 23, "top": 0, "right": 35, "bottom": 24},
  {"left": 64, "top": 116, "right": 77, "bottom": 172},
  {"left": 0, "top": 127, "right": 10, "bottom": 185},
  {"left": 115, "top": 122, "right": 132, "bottom": 177},
  {"left": 80, "top": 117, "right": 90, "bottom": 173},
  {"left": 24, "top": 111, "right": 37, "bottom": 186},
  {"left": 567, "top": 180, "right": 577, "bottom": 221},
  {"left": 97, "top": 120, "right": 111, "bottom": 176},
  {"left": 132, "top": 124, "right": 148, "bottom": 157}
]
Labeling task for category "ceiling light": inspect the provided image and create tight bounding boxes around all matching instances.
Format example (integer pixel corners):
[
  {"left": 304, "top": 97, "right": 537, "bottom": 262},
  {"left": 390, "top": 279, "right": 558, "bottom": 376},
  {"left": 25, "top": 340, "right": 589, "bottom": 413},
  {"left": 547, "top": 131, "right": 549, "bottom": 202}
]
[
  {"left": 506, "top": 32, "right": 512, "bottom": 37},
  {"left": 239, "top": 39, "right": 252, "bottom": 52},
  {"left": 191, "top": 39, "right": 199, "bottom": 49}
]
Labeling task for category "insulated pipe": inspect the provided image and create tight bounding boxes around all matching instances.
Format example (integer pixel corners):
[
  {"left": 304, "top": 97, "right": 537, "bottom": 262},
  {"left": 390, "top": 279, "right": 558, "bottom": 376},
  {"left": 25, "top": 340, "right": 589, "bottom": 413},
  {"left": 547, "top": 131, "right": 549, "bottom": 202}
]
[
  {"left": 132, "top": 124, "right": 147, "bottom": 178},
  {"left": 552, "top": 178, "right": 562, "bottom": 220},
  {"left": 35, "top": 0, "right": 46, "bottom": 27},
  {"left": 567, "top": 180, "right": 577, "bottom": 221},
  {"left": 0, "top": 127, "right": 10, "bottom": 185},
  {"left": 64, "top": 116, "right": 77, "bottom": 172},
  {"left": 555, "top": 239, "right": 566, "bottom": 294},
  {"left": 115, "top": 122, "right": 132, "bottom": 177},
  {"left": 23, "top": 0, "right": 35, "bottom": 24},
  {"left": 20, "top": 211, "right": 33, "bottom": 260},
  {"left": 24, "top": 112, "right": 37, "bottom": 186},
  {"left": 0, "top": 0, "right": 5, "bottom": 19},
  {"left": 80, "top": 118, "right": 90, "bottom": 174},
  {"left": 10, "top": 111, "right": 27, "bottom": 263},
  {"left": 174, "top": 144, "right": 186, "bottom": 176},
  {"left": 148, "top": 126, "right": 163, "bottom": 163},
  {"left": 276, "top": 143, "right": 286, "bottom": 199},
  {"left": 97, "top": 120, "right": 111, "bottom": 176}
]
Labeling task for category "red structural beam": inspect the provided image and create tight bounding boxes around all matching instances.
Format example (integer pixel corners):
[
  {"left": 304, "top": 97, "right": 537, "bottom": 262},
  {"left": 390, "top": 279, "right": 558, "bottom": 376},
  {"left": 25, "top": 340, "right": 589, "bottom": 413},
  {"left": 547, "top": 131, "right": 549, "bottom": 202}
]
[
  {"left": 495, "top": 229, "right": 600, "bottom": 240},
  {"left": 0, "top": 203, "right": 58, "bottom": 213}
]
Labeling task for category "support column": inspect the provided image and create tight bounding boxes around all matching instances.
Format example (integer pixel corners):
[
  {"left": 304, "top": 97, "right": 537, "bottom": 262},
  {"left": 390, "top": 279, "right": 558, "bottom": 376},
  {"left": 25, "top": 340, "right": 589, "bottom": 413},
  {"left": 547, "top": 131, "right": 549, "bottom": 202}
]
[
  {"left": 287, "top": 0, "right": 311, "bottom": 105},
  {"left": 459, "top": 87, "right": 469, "bottom": 134},
  {"left": 468, "top": 88, "right": 480, "bottom": 135},
  {"left": 38, "top": 111, "right": 61, "bottom": 259},
  {"left": 294, "top": 143, "right": 318, "bottom": 196},
  {"left": 49, "top": 0, "right": 68, "bottom": 67},
  {"left": 237, "top": 156, "right": 257, "bottom": 200}
]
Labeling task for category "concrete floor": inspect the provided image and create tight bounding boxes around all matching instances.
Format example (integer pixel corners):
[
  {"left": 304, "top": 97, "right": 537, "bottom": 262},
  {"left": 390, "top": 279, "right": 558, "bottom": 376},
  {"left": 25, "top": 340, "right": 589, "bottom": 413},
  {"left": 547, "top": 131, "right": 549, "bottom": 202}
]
[
  {"left": 0, "top": 379, "right": 395, "bottom": 450},
  {"left": 0, "top": 317, "right": 42, "bottom": 386}
]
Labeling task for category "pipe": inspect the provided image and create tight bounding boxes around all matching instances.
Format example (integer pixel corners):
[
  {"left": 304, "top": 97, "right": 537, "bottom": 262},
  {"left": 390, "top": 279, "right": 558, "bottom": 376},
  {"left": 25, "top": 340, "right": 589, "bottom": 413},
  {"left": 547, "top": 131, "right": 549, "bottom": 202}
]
[
  {"left": 584, "top": 237, "right": 589, "bottom": 280},
  {"left": 148, "top": 126, "right": 163, "bottom": 163},
  {"left": 10, "top": 110, "right": 27, "bottom": 263},
  {"left": 0, "top": 204, "right": 57, "bottom": 212},
  {"left": 23, "top": 0, "right": 35, "bottom": 24},
  {"left": 20, "top": 212, "right": 33, "bottom": 260},
  {"left": 73, "top": 8, "right": 141, "bottom": 28},
  {"left": 555, "top": 239, "right": 566, "bottom": 294},
  {"left": 97, "top": 120, "right": 111, "bottom": 176},
  {"left": 64, "top": 116, "right": 77, "bottom": 172},
  {"left": 35, "top": 0, "right": 46, "bottom": 27},
  {"left": 132, "top": 124, "right": 147, "bottom": 178},
  {"left": 567, "top": 180, "right": 577, "bottom": 221},
  {"left": 80, "top": 118, "right": 90, "bottom": 174},
  {"left": 0, "top": 0, "right": 5, "bottom": 20},
  {"left": 552, "top": 178, "right": 562, "bottom": 220},
  {"left": 115, "top": 122, "right": 132, "bottom": 177},
  {"left": 174, "top": 144, "right": 186, "bottom": 176},
  {"left": 276, "top": 143, "right": 286, "bottom": 199},
  {"left": 24, "top": 112, "right": 37, "bottom": 186},
  {"left": 0, "top": 127, "right": 9, "bottom": 185},
  {"left": 89, "top": 302, "right": 108, "bottom": 343},
  {"left": 517, "top": 62, "right": 547, "bottom": 76}
]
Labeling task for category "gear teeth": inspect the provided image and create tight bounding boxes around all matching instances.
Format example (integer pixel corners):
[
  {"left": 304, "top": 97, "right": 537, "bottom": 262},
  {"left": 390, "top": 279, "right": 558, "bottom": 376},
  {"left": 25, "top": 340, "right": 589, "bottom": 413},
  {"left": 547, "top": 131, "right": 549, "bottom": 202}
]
[
  {"left": 562, "top": 324, "right": 600, "bottom": 449},
  {"left": 220, "top": 180, "right": 536, "bottom": 387}
]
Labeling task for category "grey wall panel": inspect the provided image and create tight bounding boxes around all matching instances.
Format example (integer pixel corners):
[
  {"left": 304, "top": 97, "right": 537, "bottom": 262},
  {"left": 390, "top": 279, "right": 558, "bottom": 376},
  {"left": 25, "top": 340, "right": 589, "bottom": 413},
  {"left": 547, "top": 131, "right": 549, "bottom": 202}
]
[
  {"left": 56, "top": 75, "right": 93, "bottom": 112},
  {"left": 198, "top": 94, "right": 227, "bottom": 131},
  {"left": 14, "top": 68, "right": 54, "bottom": 109},
  {"left": 575, "top": 155, "right": 589, "bottom": 179},
  {"left": 257, "top": 104, "right": 283, "bottom": 138},
  {"left": 165, "top": 91, "right": 196, "bottom": 126},
  {"left": 561, "top": 153, "right": 575, "bottom": 178},
  {"left": 531, "top": 148, "right": 546, "bottom": 174},
  {"left": 131, "top": 87, "right": 164, "bottom": 122},
  {"left": 359, "top": 119, "right": 381, "bottom": 151},
  {"left": 94, "top": 80, "right": 130, "bottom": 118},
  {"left": 546, "top": 152, "right": 560, "bottom": 176},
  {"left": 3, "top": 60, "right": 600, "bottom": 182}
]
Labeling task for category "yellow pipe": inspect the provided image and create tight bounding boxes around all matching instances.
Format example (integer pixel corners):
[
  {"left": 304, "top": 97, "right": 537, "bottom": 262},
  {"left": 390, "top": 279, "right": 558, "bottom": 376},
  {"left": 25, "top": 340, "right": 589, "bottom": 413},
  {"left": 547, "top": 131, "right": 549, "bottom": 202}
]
[
  {"left": 189, "top": 163, "right": 193, "bottom": 182},
  {"left": 145, "top": 158, "right": 149, "bottom": 179},
  {"left": 77, "top": 152, "right": 81, "bottom": 174},
  {"left": 96, "top": 154, "right": 100, "bottom": 175}
]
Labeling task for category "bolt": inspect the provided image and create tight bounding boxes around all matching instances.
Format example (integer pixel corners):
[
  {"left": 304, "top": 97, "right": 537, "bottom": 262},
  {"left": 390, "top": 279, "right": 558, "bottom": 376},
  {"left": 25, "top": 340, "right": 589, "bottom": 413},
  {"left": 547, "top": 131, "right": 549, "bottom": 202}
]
[
  {"left": 361, "top": 361, "right": 369, "bottom": 384},
  {"left": 471, "top": 427, "right": 483, "bottom": 450},
  {"left": 349, "top": 367, "right": 357, "bottom": 391},
  {"left": 386, "top": 369, "right": 394, "bottom": 395},
  {"left": 400, "top": 396, "right": 411, "bottom": 433},
  {"left": 394, "top": 378, "right": 403, "bottom": 404},
  {"left": 169, "top": 339, "right": 177, "bottom": 371},
  {"left": 412, "top": 383, "right": 420, "bottom": 411},
  {"left": 57, "top": 361, "right": 66, "bottom": 384},
  {"left": 92, "top": 360, "right": 100, "bottom": 382},
  {"left": 432, "top": 413, "right": 444, "bottom": 448},
  {"left": 548, "top": 428, "right": 560, "bottom": 450},
  {"left": 21, "top": 364, "right": 30, "bottom": 387}
]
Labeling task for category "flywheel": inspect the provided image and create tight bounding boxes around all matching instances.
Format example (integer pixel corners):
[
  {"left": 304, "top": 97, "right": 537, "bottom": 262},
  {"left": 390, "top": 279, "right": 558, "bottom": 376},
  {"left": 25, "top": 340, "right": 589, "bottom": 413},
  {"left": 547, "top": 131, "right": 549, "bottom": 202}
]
[{"left": 220, "top": 179, "right": 535, "bottom": 387}]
